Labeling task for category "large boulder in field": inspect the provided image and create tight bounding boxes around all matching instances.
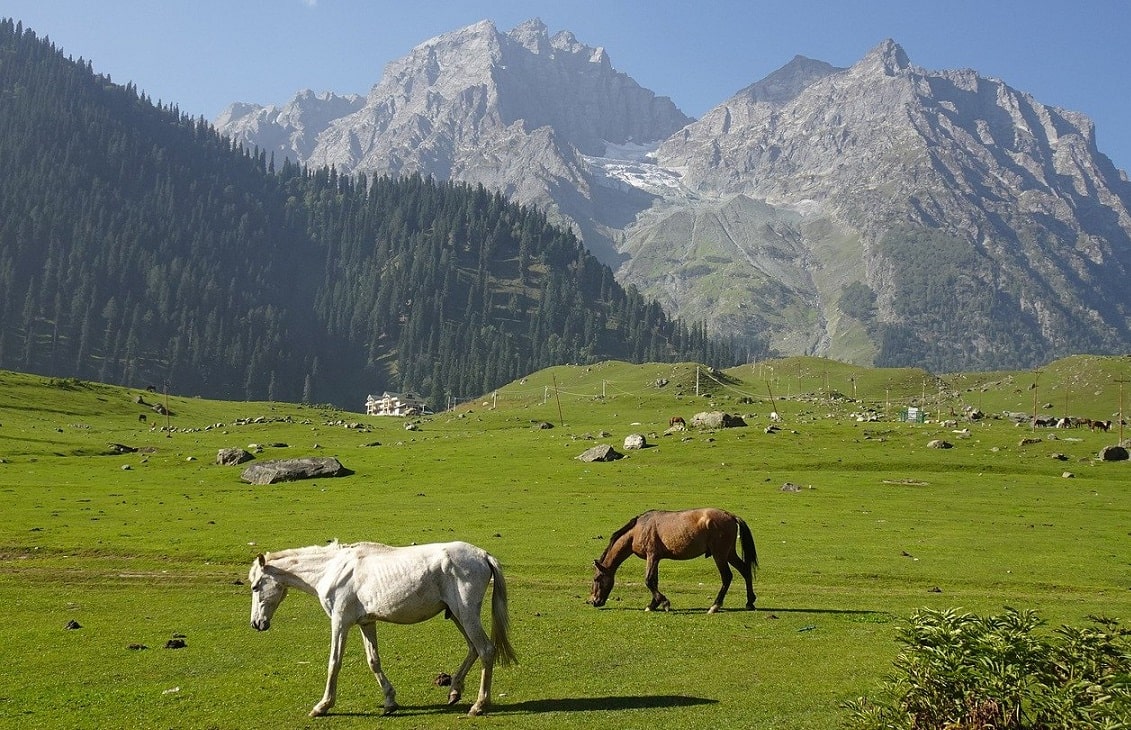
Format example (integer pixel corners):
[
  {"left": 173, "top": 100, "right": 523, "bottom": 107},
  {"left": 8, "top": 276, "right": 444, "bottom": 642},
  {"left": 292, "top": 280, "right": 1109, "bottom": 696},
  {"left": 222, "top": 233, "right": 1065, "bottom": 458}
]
[
  {"left": 240, "top": 457, "right": 351, "bottom": 484},
  {"left": 623, "top": 434, "right": 647, "bottom": 450},
  {"left": 577, "top": 445, "right": 623, "bottom": 462},
  {"left": 217, "top": 447, "right": 254, "bottom": 466},
  {"left": 691, "top": 411, "right": 747, "bottom": 429},
  {"left": 1099, "top": 445, "right": 1129, "bottom": 461}
]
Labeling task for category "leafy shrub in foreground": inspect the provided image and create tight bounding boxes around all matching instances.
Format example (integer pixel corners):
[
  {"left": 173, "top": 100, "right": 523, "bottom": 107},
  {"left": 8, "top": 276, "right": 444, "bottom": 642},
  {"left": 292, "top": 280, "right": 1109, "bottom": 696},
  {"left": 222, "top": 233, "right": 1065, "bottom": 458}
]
[{"left": 844, "top": 607, "right": 1130, "bottom": 729}]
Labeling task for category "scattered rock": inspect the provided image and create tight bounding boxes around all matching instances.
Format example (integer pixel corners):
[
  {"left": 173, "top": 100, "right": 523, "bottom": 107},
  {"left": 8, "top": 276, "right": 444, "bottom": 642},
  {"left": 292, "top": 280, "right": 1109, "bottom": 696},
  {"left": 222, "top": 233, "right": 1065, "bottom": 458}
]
[
  {"left": 576, "top": 444, "right": 623, "bottom": 462},
  {"left": 780, "top": 482, "right": 802, "bottom": 493},
  {"left": 127, "top": 643, "right": 148, "bottom": 650},
  {"left": 434, "top": 672, "right": 452, "bottom": 687},
  {"left": 691, "top": 411, "right": 747, "bottom": 429},
  {"left": 1062, "top": 472, "right": 1075, "bottom": 478},
  {"left": 64, "top": 619, "right": 82, "bottom": 630},
  {"left": 927, "top": 439, "right": 952, "bottom": 449},
  {"left": 623, "top": 434, "right": 647, "bottom": 450},
  {"left": 216, "top": 448, "right": 254, "bottom": 466},
  {"left": 164, "top": 637, "right": 187, "bottom": 649},
  {"left": 1100, "top": 445, "right": 1129, "bottom": 461},
  {"left": 240, "top": 457, "right": 351, "bottom": 485}
]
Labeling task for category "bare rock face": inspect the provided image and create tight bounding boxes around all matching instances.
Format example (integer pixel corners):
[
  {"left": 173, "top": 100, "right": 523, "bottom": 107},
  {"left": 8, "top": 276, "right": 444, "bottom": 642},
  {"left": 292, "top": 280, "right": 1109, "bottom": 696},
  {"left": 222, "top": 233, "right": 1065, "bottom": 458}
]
[
  {"left": 639, "top": 39, "right": 1131, "bottom": 369},
  {"left": 214, "top": 90, "right": 365, "bottom": 163}
]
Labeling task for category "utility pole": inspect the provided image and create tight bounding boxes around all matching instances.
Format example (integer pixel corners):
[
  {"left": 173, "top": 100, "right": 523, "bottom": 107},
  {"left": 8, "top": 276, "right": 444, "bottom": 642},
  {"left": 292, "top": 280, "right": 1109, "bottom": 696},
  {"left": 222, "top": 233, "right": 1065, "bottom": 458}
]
[
  {"left": 766, "top": 379, "right": 780, "bottom": 421},
  {"left": 1116, "top": 378, "right": 1128, "bottom": 444},
  {"left": 552, "top": 373, "right": 564, "bottom": 427}
]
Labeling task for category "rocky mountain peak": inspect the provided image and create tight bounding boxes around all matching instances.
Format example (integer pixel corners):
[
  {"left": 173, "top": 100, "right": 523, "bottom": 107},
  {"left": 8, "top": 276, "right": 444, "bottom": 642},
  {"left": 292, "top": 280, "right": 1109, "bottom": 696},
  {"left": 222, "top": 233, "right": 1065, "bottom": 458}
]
[
  {"left": 506, "top": 18, "right": 551, "bottom": 54},
  {"left": 858, "top": 38, "right": 912, "bottom": 76},
  {"left": 736, "top": 54, "right": 841, "bottom": 105}
]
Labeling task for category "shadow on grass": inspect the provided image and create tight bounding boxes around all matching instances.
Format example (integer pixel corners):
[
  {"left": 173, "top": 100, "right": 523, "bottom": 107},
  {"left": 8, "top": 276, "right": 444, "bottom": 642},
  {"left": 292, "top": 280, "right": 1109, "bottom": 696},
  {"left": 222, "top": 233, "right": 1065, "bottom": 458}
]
[
  {"left": 591, "top": 604, "right": 887, "bottom": 616},
  {"left": 496, "top": 695, "right": 718, "bottom": 714},
  {"left": 332, "top": 694, "right": 717, "bottom": 717}
]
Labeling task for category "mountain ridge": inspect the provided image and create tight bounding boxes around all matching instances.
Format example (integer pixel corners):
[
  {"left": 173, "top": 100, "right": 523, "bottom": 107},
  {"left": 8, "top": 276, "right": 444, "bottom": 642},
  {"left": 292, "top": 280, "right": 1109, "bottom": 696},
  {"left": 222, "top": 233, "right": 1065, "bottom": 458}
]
[{"left": 215, "top": 21, "right": 1131, "bottom": 371}]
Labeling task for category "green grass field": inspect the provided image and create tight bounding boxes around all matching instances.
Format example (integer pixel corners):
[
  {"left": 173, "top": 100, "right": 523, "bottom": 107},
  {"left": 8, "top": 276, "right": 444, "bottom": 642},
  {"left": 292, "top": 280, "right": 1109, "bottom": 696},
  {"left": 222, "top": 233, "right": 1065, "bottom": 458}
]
[{"left": 0, "top": 356, "right": 1128, "bottom": 729}]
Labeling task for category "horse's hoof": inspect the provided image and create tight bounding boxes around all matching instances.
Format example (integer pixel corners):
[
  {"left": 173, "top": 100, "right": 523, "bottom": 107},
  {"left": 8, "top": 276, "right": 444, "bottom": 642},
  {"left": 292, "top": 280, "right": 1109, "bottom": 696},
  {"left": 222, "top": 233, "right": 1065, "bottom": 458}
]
[
  {"left": 468, "top": 703, "right": 486, "bottom": 717},
  {"left": 447, "top": 690, "right": 462, "bottom": 705},
  {"left": 382, "top": 704, "right": 399, "bottom": 716},
  {"left": 309, "top": 707, "right": 328, "bottom": 718},
  {"left": 708, "top": 605, "right": 720, "bottom": 614}
]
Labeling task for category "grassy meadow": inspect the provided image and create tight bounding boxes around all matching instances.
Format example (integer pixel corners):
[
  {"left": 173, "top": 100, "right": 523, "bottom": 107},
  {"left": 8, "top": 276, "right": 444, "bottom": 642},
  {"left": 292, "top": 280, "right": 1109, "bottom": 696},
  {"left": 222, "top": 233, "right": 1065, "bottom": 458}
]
[{"left": 0, "top": 355, "right": 1128, "bottom": 729}]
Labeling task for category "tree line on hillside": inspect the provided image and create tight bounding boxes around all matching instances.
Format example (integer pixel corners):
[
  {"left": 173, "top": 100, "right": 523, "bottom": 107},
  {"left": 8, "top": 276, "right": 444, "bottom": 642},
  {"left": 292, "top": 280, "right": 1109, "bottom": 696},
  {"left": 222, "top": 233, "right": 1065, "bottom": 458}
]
[{"left": 0, "top": 19, "right": 749, "bottom": 409}]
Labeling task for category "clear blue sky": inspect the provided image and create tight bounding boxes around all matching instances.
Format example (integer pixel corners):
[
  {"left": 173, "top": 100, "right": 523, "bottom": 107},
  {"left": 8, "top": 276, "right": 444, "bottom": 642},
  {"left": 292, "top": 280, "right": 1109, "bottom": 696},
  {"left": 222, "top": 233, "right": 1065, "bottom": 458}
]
[{"left": 6, "top": 1, "right": 1131, "bottom": 173}]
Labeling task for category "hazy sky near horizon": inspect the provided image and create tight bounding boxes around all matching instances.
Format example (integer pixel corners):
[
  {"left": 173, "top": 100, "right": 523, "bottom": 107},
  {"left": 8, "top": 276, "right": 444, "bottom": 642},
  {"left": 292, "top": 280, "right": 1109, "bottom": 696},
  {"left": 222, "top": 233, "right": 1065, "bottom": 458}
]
[{"left": 7, "top": 1, "right": 1131, "bottom": 172}]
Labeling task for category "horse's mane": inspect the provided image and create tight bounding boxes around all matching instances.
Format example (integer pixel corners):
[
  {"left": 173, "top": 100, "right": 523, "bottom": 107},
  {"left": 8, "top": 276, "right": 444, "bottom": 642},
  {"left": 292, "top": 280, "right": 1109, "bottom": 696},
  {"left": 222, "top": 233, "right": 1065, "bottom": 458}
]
[
  {"left": 598, "top": 515, "right": 640, "bottom": 562},
  {"left": 262, "top": 540, "right": 401, "bottom": 564},
  {"left": 264, "top": 539, "right": 341, "bottom": 562}
]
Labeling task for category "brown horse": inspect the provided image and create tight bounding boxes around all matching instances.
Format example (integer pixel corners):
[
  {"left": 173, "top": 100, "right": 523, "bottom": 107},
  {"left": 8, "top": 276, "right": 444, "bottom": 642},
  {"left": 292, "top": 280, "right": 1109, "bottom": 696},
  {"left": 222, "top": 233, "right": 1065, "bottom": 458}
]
[
  {"left": 589, "top": 508, "right": 757, "bottom": 613},
  {"left": 669, "top": 416, "right": 686, "bottom": 428}
]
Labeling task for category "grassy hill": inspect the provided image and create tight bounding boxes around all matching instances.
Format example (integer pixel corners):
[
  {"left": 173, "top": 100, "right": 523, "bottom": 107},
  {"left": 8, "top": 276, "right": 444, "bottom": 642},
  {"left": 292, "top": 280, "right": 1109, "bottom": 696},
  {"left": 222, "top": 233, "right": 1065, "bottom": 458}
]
[{"left": 0, "top": 356, "right": 1127, "bottom": 728}]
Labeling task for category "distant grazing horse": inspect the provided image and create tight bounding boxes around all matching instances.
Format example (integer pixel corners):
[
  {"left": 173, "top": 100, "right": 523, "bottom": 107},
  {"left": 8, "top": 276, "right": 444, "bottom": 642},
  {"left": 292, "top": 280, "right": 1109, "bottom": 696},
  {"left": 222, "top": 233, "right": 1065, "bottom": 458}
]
[
  {"left": 248, "top": 540, "right": 517, "bottom": 717},
  {"left": 589, "top": 508, "right": 757, "bottom": 613},
  {"left": 669, "top": 416, "right": 686, "bottom": 428},
  {"left": 1088, "top": 419, "right": 1112, "bottom": 432}
]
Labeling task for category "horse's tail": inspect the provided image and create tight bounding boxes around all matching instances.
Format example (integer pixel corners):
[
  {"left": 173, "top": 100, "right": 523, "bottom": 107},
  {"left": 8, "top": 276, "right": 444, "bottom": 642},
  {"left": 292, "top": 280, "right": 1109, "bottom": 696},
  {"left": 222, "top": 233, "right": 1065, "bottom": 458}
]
[
  {"left": 736, "top": 517, "right": 759, "bottom": 575},
  {"left": 486, "top": 554, "right": 518, "bottom": 666}
]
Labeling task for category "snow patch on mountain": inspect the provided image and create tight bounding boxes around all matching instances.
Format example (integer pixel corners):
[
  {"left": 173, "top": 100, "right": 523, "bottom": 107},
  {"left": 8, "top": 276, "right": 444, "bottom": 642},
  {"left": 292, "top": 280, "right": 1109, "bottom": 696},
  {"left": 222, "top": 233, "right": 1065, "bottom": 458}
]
[{"left": 585, "top": 140, "right": 690, "bottom": 197}]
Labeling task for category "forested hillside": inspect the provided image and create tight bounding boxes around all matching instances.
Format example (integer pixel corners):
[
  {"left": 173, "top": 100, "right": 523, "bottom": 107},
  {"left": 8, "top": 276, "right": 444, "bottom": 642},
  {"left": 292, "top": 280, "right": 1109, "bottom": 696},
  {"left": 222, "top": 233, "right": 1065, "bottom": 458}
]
[{"left": 0, "top": 19, "right": 740, "bottom": 409}]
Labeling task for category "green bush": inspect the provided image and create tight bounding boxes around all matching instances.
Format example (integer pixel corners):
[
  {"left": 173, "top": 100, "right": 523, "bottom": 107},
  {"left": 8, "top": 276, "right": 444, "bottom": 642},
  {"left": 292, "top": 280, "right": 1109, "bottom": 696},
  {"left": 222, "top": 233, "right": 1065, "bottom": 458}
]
[{"left": 844, "top": 607, "right": 1131, "bottom": 729}]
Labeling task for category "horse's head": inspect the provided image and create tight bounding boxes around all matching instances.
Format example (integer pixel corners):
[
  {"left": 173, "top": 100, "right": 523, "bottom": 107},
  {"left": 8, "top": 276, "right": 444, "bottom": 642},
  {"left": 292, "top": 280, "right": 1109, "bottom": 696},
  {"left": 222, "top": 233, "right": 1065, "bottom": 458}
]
[
  {"left": 248, "top": 554, "right": 289, "bottom": 631},
  {"left": 588, "top": 560, "right": 614, "bottom": 607}
]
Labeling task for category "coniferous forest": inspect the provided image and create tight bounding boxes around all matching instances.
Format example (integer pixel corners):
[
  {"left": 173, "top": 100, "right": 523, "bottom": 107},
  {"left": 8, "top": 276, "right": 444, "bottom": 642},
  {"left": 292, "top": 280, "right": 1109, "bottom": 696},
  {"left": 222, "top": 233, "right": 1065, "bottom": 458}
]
[{"left": 0, "top": 19, "right": 746, "bottom": 409}]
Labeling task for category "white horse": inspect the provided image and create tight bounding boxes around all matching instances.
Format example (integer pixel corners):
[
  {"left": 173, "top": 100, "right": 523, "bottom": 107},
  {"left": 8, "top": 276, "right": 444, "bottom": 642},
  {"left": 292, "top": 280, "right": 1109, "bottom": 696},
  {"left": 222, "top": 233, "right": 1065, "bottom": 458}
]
[{"left": 248, "top": 540, "right": 517, "bottom": 717}]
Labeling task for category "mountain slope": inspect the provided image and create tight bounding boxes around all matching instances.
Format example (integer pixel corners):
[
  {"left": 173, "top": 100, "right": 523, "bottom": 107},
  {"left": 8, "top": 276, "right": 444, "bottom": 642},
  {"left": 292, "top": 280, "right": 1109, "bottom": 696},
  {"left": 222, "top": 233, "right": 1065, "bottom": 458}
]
[
  {"left": 217, "top": 22, "right": 1131, "bottom": 371},
  {"left": 0, "top": 19, "right": 733, "bottom": 408},
  {"left": 646, "top": 39, "right": 1131, "bottom": 369}
]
